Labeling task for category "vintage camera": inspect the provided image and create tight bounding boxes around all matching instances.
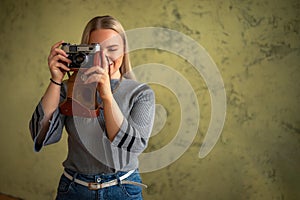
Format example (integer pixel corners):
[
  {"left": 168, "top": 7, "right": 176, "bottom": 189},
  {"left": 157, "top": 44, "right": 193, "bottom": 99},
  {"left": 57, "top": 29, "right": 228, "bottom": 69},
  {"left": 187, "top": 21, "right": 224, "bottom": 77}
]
[
  {"left": 61, "top": 43, "right": 100, "bottom": 69},
  {"left": 59, "top": 43, "right": 101, "bottom": 117}
]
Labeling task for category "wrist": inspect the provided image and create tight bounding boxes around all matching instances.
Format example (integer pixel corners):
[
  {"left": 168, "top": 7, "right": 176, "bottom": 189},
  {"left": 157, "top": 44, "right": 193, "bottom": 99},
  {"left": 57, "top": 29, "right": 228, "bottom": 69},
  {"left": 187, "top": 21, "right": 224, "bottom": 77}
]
[
  {"left": 102, "top": 94, "right": 113, "bottom": 105},
  {"left": 50, "top": 78, "right": 62, "bottom": 86}
]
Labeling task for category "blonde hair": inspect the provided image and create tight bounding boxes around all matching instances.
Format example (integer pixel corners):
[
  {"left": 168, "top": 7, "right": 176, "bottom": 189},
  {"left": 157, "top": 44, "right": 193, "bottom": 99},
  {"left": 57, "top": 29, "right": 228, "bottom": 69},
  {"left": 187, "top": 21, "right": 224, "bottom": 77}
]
[{"left": 81, "top": 15, "right": 134, "bottom": 79}]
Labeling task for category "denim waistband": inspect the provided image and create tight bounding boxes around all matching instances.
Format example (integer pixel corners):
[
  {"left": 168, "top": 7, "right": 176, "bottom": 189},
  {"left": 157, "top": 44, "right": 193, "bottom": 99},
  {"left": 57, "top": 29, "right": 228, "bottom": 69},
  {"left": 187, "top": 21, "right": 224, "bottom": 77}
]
[{"left": 64, "top": 168, "right": 137, "bottom": 183}]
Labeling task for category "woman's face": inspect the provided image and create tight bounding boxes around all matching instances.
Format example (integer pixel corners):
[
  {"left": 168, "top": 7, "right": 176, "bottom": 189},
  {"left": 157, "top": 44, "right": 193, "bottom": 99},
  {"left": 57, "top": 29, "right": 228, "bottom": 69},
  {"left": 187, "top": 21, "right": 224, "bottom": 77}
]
[{"left": 89, "top": 29, "right": 124, "bottom": 79}]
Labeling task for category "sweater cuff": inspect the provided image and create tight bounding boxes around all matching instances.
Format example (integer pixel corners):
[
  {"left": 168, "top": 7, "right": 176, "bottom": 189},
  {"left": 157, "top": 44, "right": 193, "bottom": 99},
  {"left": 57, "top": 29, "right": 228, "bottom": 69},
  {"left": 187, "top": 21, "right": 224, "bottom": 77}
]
[
  {"left": 111, "top": 118, "right": 130, "bottom": 147},
  {"left": 33, "top": 103, "right": 61, "bottom": 152}
]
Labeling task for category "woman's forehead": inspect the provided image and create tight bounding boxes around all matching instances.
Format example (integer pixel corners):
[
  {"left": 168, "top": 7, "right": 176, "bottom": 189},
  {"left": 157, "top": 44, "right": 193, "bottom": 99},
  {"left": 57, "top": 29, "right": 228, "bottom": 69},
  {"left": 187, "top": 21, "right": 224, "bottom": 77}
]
[{"left": 89, "top": 29, "right": 123, "bottom": 46}]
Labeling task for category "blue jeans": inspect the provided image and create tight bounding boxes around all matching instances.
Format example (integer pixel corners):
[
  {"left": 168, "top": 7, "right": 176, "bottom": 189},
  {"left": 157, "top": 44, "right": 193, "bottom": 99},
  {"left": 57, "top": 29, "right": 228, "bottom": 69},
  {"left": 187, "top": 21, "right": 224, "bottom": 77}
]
[{"left": 55, "top": 169, "right": 143, "bottom": 200}]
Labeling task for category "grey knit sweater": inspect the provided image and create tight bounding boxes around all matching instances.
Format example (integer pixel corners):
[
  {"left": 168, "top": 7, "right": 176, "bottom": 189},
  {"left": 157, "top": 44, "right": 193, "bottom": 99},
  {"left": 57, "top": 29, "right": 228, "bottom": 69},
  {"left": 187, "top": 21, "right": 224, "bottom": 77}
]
[{"left": 29, "top": 78, "right": 155, "bottom": 174}]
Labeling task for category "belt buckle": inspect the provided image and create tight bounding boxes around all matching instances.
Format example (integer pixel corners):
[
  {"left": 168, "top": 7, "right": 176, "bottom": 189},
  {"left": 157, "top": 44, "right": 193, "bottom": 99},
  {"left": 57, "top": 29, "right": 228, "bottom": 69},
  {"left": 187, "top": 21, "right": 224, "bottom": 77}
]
[{"left": 88, "top": 182, "right": 101, "bottom": 190}]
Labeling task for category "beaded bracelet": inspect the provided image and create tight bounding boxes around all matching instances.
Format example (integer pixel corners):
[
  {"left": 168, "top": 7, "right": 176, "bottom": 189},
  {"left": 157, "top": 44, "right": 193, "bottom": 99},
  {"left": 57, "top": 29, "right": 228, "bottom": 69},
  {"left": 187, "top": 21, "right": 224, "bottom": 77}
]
[{"left": 50, "top": 78, "right": 62, "bottom": 86}]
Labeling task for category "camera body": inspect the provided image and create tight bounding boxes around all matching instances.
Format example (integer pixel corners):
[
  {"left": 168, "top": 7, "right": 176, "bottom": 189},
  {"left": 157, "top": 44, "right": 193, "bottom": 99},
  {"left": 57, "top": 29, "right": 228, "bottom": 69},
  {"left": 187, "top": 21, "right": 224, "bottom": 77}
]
[
  {"left": 61, "top": 43, "right": 100, "bottom": 69},
  {"left": 59, "top": 43, "right": 101, "bottom": 117}
]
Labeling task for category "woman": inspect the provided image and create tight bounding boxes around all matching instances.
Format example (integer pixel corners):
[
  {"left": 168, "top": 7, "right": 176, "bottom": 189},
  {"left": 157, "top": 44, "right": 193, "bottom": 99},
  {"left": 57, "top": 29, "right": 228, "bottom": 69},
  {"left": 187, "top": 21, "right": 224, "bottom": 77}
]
[{"left": 29, "top": 15, "right": 155, "bottom": 200}]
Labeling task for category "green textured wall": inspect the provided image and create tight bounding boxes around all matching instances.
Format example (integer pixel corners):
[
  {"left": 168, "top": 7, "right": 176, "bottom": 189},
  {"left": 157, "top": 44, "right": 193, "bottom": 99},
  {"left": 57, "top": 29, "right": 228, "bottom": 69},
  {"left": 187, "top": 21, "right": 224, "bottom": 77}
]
[{"left": 0, "top": 0, "right": 299, "bottom": 199}]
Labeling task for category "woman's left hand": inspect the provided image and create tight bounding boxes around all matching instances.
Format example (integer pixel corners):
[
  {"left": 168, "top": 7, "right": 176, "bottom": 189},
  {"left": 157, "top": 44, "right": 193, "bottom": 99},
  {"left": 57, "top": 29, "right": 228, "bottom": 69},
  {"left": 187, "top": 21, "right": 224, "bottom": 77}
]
[{"left": 83, "top": 51, "right": 112, "bottom": 101}]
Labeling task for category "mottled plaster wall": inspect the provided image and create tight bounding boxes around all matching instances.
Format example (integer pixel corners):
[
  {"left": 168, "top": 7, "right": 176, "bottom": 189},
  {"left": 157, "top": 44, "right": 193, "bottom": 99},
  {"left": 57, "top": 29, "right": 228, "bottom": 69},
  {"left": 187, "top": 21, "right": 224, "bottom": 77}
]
[{"left": 0, "top": 0, "right": 299, "bottom": 199}]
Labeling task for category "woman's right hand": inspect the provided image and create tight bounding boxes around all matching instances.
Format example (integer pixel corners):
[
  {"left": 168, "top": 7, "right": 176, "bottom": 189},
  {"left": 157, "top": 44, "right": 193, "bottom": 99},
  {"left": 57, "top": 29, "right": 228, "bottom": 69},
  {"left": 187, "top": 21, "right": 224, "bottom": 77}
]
[{"left": 47, "top": 41, "right": 71, "bottom": 83}]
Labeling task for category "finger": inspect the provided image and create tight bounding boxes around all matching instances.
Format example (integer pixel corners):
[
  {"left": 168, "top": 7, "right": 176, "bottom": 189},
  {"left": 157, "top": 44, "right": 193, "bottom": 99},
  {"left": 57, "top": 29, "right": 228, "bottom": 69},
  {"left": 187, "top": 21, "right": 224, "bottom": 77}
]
[
  {"left": 84, "top": 66, "right": 105, "bottom": 76},
  {"left": 54, "top": 54, "right": 71, "bottom": 63},
  {"left": 51, "top": 40, "right": 65, "bottom": 51},
  {"left": 54, "top": 48, "right": 68, "bottom": 57},
  {"left": 84, "top": 73, "right": 102, "bottom": 84},
  {"left": 49, "top": 61, "right": 70, "bottom": 72},
  {"left": 49, "top": 48, "right": 68, "bottom": 61},
  {"left": 48, "top": 54, "right": 71, "bottom": 67},
  {"left": 49, "top": 55, "right": 71, "bottom": 70},
  {"left": 49, "top": 41, "right": 64, "bottom": 56},
  {"left": 57, "top": 62, "right": 71, "bottom": 72},
  {"left": 49, "top": 43, "right": 68, "bottom": 60},
  {"left": 100, "top": 50, "right": 109, "bottom": 72},
  {"left": 107, "top": 57, "right": 114, "bottom": 67},
  {"left": 93, "top": 50, "right": 101, "bottom": 66}
]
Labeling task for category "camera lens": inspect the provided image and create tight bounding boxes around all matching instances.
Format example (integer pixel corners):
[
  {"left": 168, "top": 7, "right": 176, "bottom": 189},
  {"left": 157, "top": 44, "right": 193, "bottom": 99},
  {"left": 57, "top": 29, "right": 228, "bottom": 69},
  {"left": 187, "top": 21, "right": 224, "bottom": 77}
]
[{"left": 74, "top": 53, "right": 86, "bottom": 64}]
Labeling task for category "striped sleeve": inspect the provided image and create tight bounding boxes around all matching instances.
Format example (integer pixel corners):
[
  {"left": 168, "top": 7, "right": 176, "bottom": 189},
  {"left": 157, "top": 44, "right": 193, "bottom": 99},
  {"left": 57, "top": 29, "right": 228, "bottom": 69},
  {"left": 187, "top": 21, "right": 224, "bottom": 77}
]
[
  {"left": 111, "top": 85, "right": 155, "bottom": 153},
  {"left": 29, "top": 83, "right": 67, "bottom": 152},
  {"left": 29, "top": 102, "right": 65, "bottom": 152}
]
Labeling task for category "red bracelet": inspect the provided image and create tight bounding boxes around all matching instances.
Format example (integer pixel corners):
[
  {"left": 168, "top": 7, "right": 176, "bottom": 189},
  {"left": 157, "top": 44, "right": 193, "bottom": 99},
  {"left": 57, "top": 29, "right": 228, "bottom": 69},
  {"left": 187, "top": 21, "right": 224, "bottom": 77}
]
[{"left": 50, "top": 78, "right": 62, "bottom": 86}]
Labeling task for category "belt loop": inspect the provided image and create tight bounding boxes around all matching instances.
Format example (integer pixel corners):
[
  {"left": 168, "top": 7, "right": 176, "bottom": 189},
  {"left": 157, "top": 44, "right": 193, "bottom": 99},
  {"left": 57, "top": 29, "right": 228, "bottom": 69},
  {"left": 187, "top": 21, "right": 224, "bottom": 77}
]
[
  {"left": 116, "top": 172, "right": 121, "bottom": 186},
  {"left": 72, "top": 172, "right": 78, "bottom": 183}
]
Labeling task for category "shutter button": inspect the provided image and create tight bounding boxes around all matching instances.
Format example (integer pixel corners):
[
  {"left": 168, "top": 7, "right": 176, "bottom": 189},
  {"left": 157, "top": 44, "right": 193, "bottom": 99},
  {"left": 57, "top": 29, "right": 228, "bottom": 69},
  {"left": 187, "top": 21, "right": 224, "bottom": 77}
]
[{"left": 97, "top": 177, "right": 101, "bottom": 183}]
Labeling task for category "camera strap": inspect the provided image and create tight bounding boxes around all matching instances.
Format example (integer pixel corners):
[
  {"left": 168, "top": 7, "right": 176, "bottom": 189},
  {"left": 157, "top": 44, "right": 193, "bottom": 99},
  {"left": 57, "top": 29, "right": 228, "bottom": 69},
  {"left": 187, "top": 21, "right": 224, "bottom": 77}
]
[
  {"left": 59, "top": 98, "right": 100, "bottom": 118},
  {"left": 59, "top": 71, "right": 101, "bottom": 118}
]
